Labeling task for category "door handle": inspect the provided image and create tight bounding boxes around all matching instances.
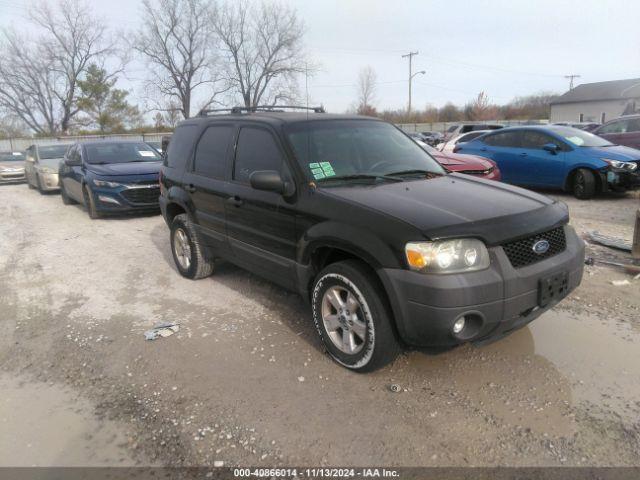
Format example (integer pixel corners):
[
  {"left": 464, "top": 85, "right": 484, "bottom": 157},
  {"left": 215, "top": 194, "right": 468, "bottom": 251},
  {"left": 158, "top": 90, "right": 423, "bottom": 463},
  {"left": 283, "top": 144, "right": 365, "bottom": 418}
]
[
  {"left": 227, "top": 195, "right": 243, "bottom": 207},
  {"left": 480, "top": 147, "right": 487, "bottom": 152},
  {"left": 520, "top": 152, "right": 528, "bottom": 156},
  {"left": 185, "top": 184, "right": 197, "bottom": 193}
]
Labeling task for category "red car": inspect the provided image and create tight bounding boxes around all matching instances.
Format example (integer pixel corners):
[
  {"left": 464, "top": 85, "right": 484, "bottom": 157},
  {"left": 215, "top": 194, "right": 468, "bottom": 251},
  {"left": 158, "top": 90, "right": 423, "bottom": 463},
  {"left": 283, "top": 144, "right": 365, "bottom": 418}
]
[
  {"left": 591, "top": 115, "right": 640, "bottom": 150},
  {"left": 418, "top": 141, "right": 501, "bottom": 181}
]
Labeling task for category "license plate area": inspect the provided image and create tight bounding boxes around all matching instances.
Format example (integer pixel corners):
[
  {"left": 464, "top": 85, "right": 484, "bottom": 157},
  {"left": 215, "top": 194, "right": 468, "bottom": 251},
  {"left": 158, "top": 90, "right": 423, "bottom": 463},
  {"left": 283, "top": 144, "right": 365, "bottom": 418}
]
[{"left": 538, "top": 272, "right": 569, "bottom": 308}]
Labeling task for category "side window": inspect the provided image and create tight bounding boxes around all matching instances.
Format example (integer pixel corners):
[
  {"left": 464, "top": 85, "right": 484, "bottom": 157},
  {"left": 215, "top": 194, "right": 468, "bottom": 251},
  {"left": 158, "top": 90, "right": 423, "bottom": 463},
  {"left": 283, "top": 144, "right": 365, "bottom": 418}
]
[
  {"left": 233, "top": 127, "right": 287, "bottom": 185},
  {"left": 193, "top": 125, "right": 233, "bottom": 179},
  {"left": 483, "top": 131, "right": 521, "bottom": 148},
  {"left": 165, "top": 125, "right": 199, "bottom": 169},
  {"left": 626, "top": 118, "right": 640, "bottom": 132},
  {"left": 520, "top": 131, "right": 557, "bottom": 150},
  {"left": 599, "top": 120, "right": 628, "bottom": 134}
]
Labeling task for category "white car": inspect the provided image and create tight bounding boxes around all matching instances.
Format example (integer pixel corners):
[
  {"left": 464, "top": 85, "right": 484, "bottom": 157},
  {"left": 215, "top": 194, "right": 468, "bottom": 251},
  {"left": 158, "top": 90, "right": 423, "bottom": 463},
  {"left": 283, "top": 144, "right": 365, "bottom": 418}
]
[{"left": 437, "top": 130, "right": 492, "bottom": 153}]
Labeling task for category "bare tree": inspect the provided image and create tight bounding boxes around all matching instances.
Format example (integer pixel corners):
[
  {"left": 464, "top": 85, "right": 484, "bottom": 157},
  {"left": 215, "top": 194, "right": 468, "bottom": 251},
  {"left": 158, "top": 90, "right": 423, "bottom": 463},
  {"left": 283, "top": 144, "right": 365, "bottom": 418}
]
[
  {"left": 0, "top": 0, "right": 116, "bottom": 134},
  {"left": 356, "top": 66, "right": 377, "bottom": 115},
  {"left": 213, "top": 0, "right": 308, "bottom": 108},
  {"left": 133, "top": 0, "right": 226, "bottom": 118}
]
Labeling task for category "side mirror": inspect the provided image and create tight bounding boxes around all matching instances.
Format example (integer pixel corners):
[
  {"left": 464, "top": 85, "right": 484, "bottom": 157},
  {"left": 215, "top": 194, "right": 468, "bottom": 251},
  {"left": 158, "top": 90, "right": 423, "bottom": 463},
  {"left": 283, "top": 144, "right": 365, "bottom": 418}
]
[
  {"left": 543, "top": 143, "right": 559, "bottom": 154},
  {"left": 250, "top": 170, "right": 294, "bottom": 196}
]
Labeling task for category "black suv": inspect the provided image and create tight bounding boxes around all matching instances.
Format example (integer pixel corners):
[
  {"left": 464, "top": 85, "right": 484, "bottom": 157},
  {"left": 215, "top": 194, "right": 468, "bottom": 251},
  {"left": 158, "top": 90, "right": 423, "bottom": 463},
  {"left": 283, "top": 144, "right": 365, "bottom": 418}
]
[{"left": 159, "top": 107, "right": 584, "bottom": 372}]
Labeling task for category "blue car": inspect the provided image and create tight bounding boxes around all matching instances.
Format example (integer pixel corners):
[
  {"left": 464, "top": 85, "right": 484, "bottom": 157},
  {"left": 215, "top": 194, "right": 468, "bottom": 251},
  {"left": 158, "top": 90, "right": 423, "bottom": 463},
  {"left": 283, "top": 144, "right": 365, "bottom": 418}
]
[
  {"left": 59, "top": 141, "right": 162, "bottom": 218},
  {"left": 457, "top": 126, "right": 640, "bottom": 199}
]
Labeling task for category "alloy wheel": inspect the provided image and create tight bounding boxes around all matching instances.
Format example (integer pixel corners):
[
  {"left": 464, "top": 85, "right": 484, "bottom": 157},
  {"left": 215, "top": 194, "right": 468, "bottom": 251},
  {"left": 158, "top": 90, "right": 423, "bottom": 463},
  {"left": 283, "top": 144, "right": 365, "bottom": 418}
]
[
  {"left": 173, "top": 228, "right": 192, "bottom": 270},
  {"left": 321, "top": 285, "right": 367, "bottom": 355}
]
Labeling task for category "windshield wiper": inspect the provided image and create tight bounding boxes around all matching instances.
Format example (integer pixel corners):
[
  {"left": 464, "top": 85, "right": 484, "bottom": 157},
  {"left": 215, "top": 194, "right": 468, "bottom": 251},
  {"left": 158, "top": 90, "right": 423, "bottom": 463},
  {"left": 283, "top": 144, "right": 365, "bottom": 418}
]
[
  {"left": 319, "top": 174, "right": 404, "bottom": 183},
  {"left": 386, "top": 169, "right": 441, "bottom": 177}
]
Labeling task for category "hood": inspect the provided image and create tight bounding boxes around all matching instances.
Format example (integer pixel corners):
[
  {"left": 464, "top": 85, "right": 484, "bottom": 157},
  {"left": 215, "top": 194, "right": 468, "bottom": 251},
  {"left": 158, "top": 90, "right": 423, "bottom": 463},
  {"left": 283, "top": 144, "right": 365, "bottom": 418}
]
[
  {"left": 0, "top": 161, "right": 24, "bottom": 169},
  {"left": 581, "top": 145, "right": 640, "bottom": 161},
  {"left": 86, "top": 161, "right": 162, "bottom": 176},
  {"left": 320, "top": 174, "right": 567, "bottom": 245},
  {"left": 431, "top": 151, "right": 493, "bottom": 171}
]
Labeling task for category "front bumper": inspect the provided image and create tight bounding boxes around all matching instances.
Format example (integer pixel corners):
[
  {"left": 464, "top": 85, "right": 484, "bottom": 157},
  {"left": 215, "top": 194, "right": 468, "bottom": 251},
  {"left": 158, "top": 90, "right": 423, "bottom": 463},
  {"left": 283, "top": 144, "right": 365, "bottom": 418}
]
[
  {"left": 0, "top": 170, "right": 26, "bottom": 183},
  {"left": 38, "top": 172, "right": 60, "bottom": 190},
  {"left": 602, "top": 168, "right": 640, "bottom": 191},
  {"left": 379, "top": 225, "right": 584, "bottom": 347},
  {"left": 90, "top": 177, "right": 160, "bottom": 214}
]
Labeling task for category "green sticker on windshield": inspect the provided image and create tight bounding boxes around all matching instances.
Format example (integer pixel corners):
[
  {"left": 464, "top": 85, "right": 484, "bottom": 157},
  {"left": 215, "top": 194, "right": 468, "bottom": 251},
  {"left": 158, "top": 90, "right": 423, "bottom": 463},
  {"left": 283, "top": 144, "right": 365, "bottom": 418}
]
[{"left": 309, "top": 161, "right": 335, "bottom": 179}]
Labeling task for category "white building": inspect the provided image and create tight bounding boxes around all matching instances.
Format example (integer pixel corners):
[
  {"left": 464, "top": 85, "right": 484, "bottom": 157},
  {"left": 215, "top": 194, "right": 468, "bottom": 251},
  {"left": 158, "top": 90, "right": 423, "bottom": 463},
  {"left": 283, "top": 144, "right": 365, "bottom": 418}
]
[{"left": 550, "top": 78, "right": 640, "bottom": 124}]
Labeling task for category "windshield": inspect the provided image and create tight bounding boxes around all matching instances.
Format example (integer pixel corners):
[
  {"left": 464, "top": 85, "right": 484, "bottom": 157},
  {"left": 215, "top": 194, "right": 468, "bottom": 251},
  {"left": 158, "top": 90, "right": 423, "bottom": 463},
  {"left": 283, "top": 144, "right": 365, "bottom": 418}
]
[
  {"left": 39, "top": 145, "right": 69, "bottom": 159},
  {"left": 551, "top": 127, "right": 613, "bottom": 147},
  {"left": 286, "top": 120, "right": 445, "bottom": 182},
  {"left": 0, "top": 152, "right": 24, "bottom": 161},
  {"left": 85, "top": 142, "right": 161, "bottom": 164}
]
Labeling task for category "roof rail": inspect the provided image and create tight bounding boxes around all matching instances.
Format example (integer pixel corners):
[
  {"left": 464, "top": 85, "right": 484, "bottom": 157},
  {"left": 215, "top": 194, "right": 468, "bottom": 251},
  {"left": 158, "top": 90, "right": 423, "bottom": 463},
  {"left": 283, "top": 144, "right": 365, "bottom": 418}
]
[{"left": 198, "top": 105, "right": 325, "bottom": 116}]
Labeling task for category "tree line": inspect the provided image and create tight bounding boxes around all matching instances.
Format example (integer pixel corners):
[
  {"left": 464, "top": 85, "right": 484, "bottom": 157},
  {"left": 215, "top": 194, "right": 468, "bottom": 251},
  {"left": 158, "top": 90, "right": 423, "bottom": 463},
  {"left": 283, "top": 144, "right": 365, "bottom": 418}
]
[
  {"left": 353, "top": 65, "right": 560, "bottom": 124},
  {"left": 0, "top": 0, "right": 308, "bottom": 137}
]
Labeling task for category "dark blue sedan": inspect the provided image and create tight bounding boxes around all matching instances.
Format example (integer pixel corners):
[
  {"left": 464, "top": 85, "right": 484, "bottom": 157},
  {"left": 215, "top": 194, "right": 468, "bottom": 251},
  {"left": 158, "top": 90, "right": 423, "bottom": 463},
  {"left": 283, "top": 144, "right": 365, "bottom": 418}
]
[
  {"left": 59, "top": 141, "right": 162, "bottom": 218},
  {"left": 457, "top": 126, "right": 640, "bottom": 199}
]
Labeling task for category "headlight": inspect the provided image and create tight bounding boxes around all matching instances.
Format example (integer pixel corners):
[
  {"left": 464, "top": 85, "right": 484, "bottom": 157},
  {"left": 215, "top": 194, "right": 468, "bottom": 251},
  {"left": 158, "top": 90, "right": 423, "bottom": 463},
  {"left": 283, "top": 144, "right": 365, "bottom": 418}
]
[
  {"left": 405, "top": 239, "right": 490, "bottom": 274},
  {"left": 602, "top": 158, "right": 638, "bottom": 171},
  {"left": 93, "top": 178, "right": 121, "bottom": 188}
]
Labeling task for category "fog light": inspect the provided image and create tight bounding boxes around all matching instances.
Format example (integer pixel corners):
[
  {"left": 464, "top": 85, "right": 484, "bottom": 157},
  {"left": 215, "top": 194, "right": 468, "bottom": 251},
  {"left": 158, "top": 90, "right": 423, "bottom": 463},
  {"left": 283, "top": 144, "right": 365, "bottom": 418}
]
[{"left": 453, "top": 317, "right": 465, "bottom": 334}]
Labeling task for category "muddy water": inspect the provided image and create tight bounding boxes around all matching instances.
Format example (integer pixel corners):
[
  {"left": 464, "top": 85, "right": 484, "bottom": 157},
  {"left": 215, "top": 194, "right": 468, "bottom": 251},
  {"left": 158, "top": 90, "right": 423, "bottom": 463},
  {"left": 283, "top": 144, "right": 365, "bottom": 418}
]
[
  {"left": 0, "top": 373, "right": 139, "bottom": 466},
  {"left": 401, "top": 309, "right": 640, "bottom": 437}
]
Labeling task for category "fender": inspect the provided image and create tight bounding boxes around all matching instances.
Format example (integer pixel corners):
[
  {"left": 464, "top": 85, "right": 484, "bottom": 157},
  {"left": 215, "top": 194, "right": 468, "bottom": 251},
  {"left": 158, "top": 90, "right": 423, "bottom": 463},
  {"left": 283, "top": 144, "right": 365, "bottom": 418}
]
[{"left": 165, "top": 186, "right": 197, "bottom": 222}]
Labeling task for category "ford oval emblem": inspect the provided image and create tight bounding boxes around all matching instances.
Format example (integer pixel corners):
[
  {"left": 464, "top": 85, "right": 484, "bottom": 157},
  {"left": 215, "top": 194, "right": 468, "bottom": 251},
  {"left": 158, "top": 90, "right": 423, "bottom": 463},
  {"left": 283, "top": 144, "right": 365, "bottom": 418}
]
[{"left": 532, "top": 239, "right": 550, "bottom": 255}]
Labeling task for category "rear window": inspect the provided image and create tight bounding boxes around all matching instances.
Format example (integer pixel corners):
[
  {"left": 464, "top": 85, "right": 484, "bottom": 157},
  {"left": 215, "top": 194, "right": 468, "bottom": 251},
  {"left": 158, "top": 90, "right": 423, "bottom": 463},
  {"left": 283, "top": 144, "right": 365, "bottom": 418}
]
[
  {"left": 38, "top": 145, "right": 69, "bottom": 159},
  {"left": 0, "top": 152, "right": 24, "bottom": 161},
  {"left": 165, "top": 125, "right": 199, "bottom": 169}
]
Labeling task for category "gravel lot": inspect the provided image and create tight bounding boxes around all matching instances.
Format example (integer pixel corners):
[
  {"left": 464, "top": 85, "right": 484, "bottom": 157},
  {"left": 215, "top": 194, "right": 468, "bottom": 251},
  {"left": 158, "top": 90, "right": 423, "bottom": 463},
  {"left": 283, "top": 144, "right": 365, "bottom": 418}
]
[{"left": 1, "top": 183, "right": 639, "bottom": 467}]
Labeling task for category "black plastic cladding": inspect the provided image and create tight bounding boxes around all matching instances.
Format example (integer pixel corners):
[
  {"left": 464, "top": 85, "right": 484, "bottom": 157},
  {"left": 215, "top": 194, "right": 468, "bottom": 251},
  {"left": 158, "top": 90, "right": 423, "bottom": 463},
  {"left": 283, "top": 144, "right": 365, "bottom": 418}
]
[{"left": 502, "top": 227, "right": 567, "bottom": 268}]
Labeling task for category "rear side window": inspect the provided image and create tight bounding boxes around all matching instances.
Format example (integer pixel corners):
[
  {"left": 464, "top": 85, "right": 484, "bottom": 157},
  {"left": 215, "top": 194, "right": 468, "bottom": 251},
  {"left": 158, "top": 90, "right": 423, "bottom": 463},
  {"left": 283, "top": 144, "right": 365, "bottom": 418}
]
[
  {"left": 483, "top": 131, "right": 521, "bottom": 147},
  {"left": 165, "top": 125, "right": 199, "bottom": 169},
  {"left": 598, "top": 120, "right": 628, "bottom": 135},
  {"left": 233, "top": 127, "right": 286, "bottom": 184},
  {"left": 627, "top": 118, "right": 640, "bottom": 132},
  {"left": 193, "top": 125, "right": 234, "bottom": 179},
  {"left": 456, "top": 131, "right": 485, "bottom": 143}
]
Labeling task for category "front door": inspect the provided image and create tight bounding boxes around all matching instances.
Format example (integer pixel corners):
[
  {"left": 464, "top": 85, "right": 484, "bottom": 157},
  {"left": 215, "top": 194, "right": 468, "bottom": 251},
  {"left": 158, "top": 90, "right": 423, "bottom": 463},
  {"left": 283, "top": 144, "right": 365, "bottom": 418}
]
[
  {"left": 224, "top": 125, "right": 297, "bottom": 290},
  {"left": 518, "top": 130, "right": 567, "bottom": 188}
]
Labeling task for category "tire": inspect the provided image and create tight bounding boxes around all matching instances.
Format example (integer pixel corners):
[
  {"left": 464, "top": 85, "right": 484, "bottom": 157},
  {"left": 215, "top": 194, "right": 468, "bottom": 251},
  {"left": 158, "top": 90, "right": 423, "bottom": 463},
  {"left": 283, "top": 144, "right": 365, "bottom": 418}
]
[
  {"left": 83, "top": 184, "right": 101, "bottom": 219},
  {"left": 572, "top": 168, "right": 596, "bottom": 200},
  {"left": 60, "top": 182, "right": 75, "bottom": 205},
  {"left": 28, "top": 177, "right": 35, "bottom": 189},
  {"left": 311, "top": 260, "right": 401, "bottom": 372},
  {"left": 170, "top": 213, "right": 214, "bottom": 280},
  {"left": 36, "top": 175, "right": 44, "bottom": 194}
]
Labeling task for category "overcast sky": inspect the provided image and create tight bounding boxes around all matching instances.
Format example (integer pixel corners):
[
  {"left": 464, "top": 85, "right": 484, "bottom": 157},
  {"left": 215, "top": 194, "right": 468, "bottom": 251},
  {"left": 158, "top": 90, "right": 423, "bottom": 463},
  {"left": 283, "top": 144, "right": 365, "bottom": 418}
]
[{"left": 1, "top": 0, "right": 639, "bottom": 113}]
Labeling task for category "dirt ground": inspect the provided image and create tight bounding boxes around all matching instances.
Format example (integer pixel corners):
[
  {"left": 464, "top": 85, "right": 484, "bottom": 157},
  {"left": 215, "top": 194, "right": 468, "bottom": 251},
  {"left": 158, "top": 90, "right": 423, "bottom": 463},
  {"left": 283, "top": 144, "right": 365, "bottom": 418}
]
[{"left": 0, "top": 183, "right": 639, "bottom": 468}]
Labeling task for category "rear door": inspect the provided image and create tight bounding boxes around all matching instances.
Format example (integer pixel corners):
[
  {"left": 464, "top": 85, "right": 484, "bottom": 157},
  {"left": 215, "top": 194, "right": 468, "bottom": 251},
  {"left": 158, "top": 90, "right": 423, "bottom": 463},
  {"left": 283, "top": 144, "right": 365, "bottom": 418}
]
[
  {"left": 225, "top": 125, "right": 298, "bottom": 289},
  {"left": 182, "top": 123, "right": 235, "bottom": 256},
  {"left": 476, "top": 130, "right": 525, "bottom": 184},
  {"left": 60, "top": 145, "right": 84, "bottom": 201},
  {"left": 518, "top": 130, "right": 567, "bottom": 187}
]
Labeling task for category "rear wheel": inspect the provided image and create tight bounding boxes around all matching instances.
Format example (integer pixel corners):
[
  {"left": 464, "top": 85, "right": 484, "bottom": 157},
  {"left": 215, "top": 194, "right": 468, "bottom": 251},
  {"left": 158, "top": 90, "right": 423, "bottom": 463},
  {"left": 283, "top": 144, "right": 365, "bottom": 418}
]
[
  {"left": 170, "top": 213, "right": 214, "bottom": 279},
  {"left": 83, "top": 185, "right": 101, "bottom": 219},
  {"left": 572, "top": 168, "right": 596, "bottom": 199},
  {"left": 311, "top": 260, "right": 401, "bottom": 372}
]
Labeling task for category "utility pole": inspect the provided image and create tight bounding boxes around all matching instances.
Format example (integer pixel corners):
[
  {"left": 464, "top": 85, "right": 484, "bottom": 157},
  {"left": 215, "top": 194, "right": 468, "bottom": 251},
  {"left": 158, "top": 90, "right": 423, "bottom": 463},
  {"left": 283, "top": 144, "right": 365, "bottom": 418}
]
[
  {"left": 402, "top": 51, "right": 425, "bottom": 115},
  {"left": 564, "top": 74, "right": 581, "bottom": 90}
]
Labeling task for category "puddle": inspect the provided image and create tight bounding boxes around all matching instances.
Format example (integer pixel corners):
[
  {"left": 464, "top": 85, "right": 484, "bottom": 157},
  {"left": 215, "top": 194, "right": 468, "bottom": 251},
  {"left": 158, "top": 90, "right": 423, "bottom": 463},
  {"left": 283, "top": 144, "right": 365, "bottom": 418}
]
[
  {"left": 400, "top": 309, "right": 640, "bottom": 436},
  {"left": 0, "top": 373, "right": 139, "bottom": 466}
]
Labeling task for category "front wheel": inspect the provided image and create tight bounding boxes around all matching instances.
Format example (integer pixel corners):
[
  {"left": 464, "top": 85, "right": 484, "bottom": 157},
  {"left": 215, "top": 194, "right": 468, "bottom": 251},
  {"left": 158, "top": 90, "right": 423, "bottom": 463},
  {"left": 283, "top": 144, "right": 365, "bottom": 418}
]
[
  {"left": 572, "top": 168, "right": 596, "bottom": 200},
  {"left": 311, "top": 260, "right": 400, "bottom": 372},
  {"left": 83, "top": 185, "right": 101, "bottom": 219},
  {"left": 170, "top": 213, "right": 214, "bottom": 279}
]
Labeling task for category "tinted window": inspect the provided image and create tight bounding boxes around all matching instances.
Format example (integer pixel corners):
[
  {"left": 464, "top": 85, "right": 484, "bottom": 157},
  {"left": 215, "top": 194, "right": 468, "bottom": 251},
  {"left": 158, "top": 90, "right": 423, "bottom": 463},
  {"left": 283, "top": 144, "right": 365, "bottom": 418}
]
[
  {"left": 483, "top": 131, "right": 521, "bottom": 147},
  {"left": 85, "top": 142, "right": 160, "bottom": 164},
  {"left": 234, "top": 127, "right": 285, "bottom": 184},
  {"left": 599, "top": 120, "right": 628, "bottom": 134},
  {"left": 165, "top": 125, "right": 199, "bottom": 169},
  {"left": 193, "top": 125, "right": 233, "bottom": 179},
  {"left": 520, "top": 131, "right": 558, "bottom": 149},
  {"left": 456, "top": 131, "right": 486, "bottom": 143},
  {"left": 39, "top": 145, "right": 69, "bottom": 159},
  {"left": 627, "top": 118, "right": 640, "bottom": 132}
]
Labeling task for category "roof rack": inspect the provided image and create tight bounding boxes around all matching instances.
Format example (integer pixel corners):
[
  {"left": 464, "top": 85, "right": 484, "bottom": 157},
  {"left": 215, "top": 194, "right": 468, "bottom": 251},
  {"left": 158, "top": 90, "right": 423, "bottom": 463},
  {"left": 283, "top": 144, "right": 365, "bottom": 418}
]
[{"left": 198, "top": 105, "right": 325, "bottom": 116}]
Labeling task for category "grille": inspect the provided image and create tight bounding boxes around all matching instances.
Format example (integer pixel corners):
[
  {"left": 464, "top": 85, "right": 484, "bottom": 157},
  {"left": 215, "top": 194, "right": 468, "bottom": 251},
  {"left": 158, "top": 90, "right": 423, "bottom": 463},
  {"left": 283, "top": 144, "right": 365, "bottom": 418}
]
[
  {"left": 460, "top": 167, "right": 493, "bottom": 175},
  {"left": 121, "top": 186, "right": 160, "bottom": 205},
  {"left": 502, "top": 227, "right": 566, "bottom": 268}
]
